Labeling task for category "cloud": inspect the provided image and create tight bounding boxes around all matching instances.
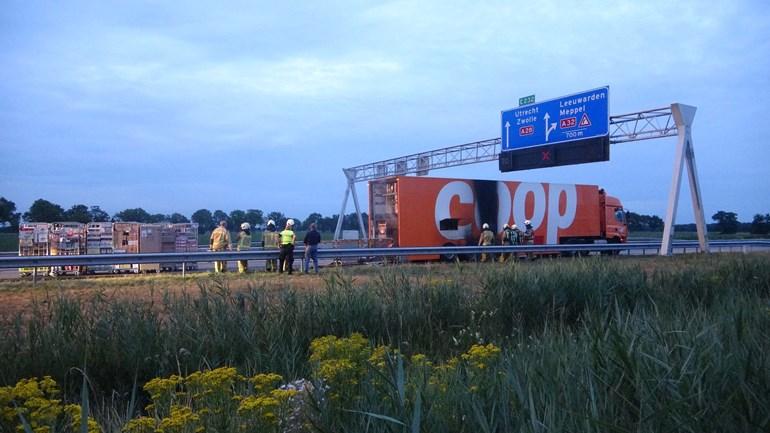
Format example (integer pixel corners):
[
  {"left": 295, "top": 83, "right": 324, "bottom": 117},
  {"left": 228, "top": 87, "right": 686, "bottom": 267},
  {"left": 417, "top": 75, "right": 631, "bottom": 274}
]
[{"left": 184, "top": 56, "right": 403, "bottom": 98}]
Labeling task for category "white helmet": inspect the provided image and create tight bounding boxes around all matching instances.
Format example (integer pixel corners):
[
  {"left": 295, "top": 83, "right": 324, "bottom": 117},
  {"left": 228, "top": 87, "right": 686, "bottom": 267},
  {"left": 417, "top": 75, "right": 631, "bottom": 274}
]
[
  {"left": 482, "top": 223, "right": 489, "bottom": 229},
  {"left": 240, "top": 222, "right": 250, "bottom": 230},
  {"left": 524, "top": 220, "right": 531, "bottom": 226},
  {"left": 267, "top": 219, "right": 275, "bottom": 226},
  {"left": 512, "top": 224, "right": 518, "bottom": 230},
  {"left": 287, "top": 219, "right": 295, "bottom": 226},
  {"left": 503, "top": 224, "right": 509, "bottom": 229}
]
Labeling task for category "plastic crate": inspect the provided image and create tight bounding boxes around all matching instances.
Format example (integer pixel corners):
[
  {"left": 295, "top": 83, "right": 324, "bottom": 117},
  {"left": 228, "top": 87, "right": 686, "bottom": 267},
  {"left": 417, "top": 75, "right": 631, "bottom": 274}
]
[
  {"left": 85, "top": 222, "right": 114, "bottom": 274},
  {"left": 18, "top": 223, "right": 50, "bottom": 277},
  {"left": 49, "top": 222, "right": 85, "bottom": 276}
]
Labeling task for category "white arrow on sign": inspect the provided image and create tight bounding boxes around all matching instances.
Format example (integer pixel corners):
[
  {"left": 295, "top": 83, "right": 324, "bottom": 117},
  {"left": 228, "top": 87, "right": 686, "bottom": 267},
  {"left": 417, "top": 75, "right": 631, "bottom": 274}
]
[
  {"left": 505, "top": 121, "right": 511, "bottom": 147},
  {"left": 544, "top": 112, "right": 557, "bottom": 142}
]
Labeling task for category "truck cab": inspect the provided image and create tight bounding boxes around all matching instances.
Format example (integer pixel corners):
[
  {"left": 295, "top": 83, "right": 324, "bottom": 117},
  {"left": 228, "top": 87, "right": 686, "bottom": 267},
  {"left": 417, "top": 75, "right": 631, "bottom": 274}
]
[{"left": 602, "top": 193, "right": 628, "bottom": 243}]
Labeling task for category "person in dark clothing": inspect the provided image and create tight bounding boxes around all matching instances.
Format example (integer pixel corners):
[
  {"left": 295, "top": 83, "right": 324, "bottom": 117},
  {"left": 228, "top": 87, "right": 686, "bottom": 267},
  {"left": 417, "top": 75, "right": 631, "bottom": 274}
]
[{"left": 303, "top": 223, "right": 322, "bottom": 274}]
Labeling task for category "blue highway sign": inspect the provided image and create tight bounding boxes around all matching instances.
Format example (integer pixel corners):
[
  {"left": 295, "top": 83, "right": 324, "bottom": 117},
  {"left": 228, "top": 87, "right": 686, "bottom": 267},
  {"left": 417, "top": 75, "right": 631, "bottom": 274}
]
[{"left": 501, "top": 87, "right": 609, "bottom": 151}]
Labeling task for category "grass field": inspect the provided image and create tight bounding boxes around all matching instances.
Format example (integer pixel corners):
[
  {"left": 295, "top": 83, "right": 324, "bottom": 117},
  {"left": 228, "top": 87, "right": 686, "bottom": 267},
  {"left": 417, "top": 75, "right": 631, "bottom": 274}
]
[
  {"left": 0, "top": 233, "right": 16, "bottom": 252},
  {"left": 1, "top": 254, "right": 768, "bottom": 432}
]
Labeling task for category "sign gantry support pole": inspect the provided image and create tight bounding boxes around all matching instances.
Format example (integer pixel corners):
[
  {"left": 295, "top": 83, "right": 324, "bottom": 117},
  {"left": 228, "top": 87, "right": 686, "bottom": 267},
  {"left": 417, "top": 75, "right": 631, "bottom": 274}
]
[
  {"left": 334, "top": 168, "right": 368, "bottom": 242},
  {"left": 660, "top": 103, "right": 709, "bottom": 255}
]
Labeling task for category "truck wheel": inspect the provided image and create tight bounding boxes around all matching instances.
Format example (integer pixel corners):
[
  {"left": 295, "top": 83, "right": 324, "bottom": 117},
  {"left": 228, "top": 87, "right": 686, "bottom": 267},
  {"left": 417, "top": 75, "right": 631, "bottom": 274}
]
[
  {"left": 609, "top": 238, "right": 622, "bottom": 255},
  {"left": 601, "top": 238, "right": 621, "bottom": 256}
]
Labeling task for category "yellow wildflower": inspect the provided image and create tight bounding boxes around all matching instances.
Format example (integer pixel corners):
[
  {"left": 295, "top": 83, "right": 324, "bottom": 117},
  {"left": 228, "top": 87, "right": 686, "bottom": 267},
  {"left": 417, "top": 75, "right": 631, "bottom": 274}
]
[
  {"left": 410, "top": 353, "right": 432, "bottom": 368},
  {"left": 269, "top": 388, "right": 298, "bottom": 402},
  {"left": 143, "top": 375, "right": 182, "bottom": 401},
  {"left": 157, "top": 405, "right": 200, "bottom": 433},
  {"left": 123, "top": 417, "right": 157, "bottom": 433},
  {"left": 310, "top": 333, "right": 373, "bottom": 402},
  {"left": 250, "top": 373, "right": 283, "bottom": 394},
  {"left": 461, "top": 343, "right": 501, "bottom": 370},
  {"left": 237, "top": 395, "right": 280, "bottom": 427}
]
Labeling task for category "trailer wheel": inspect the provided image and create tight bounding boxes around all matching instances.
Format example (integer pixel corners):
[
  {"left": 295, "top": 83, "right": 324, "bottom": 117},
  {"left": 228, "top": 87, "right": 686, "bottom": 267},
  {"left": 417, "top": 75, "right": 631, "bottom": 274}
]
[
  {"left": 560, "top": 239, "right": 586, "bottom": 257},
  {"left": 440, "top": 243, "right": 458, "bottom": 263}
]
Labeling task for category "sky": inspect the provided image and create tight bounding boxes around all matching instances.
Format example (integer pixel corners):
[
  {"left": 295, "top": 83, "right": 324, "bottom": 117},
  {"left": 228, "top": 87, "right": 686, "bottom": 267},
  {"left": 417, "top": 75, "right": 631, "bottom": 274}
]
[{"left": 1, "top": 0, "right": 769, "bottom": 224}]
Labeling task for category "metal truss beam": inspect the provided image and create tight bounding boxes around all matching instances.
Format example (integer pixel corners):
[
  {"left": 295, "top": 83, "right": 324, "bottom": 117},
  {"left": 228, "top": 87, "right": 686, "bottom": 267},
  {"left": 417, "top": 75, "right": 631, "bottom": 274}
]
[
  {"left": 344, "top": 107, "right": 677, "bottom": 185},
  {"left": 609, "top": 107, "right": 677, "bottom": 143},
  {"left": 344, "top": 138, "right": 501, "bottom": 183}
]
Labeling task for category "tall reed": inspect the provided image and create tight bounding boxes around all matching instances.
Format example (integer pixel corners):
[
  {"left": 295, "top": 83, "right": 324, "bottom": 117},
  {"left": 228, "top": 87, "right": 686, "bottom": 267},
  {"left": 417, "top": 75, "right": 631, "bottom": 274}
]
[{"left": 0, "top": 254, "right": 768, "bottom": 432}]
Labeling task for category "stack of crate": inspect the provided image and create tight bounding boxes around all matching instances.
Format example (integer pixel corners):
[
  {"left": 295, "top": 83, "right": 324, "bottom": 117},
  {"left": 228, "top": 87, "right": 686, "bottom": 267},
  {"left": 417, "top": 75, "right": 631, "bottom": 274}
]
[
  {"left": 112, "top": 222, "right": 140, "bottom": 273},
  {"left": 18, "top": 223, "right": 50, "bottom": 277},
  {"left": 49, "top": 222, "right": 85, "bottom": 276},
  {"left": 173, "top": 222, "right": 199, "bottom": 271},
  {"left": 85, "top": 222, "right": 114, "bottom": 274},
  {"left": 139, "top": 224, "right": 162, "bottom": 272},
  {"left": 160, "top": 224, "right": 178, "bottom": 271}
]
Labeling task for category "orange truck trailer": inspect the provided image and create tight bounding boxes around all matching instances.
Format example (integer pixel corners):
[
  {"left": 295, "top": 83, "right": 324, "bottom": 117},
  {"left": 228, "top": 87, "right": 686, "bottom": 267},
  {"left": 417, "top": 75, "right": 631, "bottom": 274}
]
[{"left": 368, "top": 176, "right": 628, "bottom": 260}]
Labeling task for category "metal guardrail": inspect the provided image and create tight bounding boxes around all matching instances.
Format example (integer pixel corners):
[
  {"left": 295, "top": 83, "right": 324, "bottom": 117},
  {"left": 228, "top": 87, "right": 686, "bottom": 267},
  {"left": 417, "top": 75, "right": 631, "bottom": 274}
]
[{"left": 1, "top": 240, "right": 768, "bottom": 269}]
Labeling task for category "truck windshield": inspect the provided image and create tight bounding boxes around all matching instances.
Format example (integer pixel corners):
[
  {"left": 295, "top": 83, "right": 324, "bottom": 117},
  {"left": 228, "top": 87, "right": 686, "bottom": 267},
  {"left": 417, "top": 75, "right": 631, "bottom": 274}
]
[{"left": 615, "top": 209, "right": 626, "bottom": 223}]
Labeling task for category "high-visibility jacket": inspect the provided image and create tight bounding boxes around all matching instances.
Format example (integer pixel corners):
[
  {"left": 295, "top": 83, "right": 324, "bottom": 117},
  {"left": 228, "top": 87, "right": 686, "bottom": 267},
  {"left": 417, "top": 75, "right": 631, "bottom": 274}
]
[
  {"left": 524, "top": 227, "right": 534, "bottom": 244},
  {"left": 210, "top": 227, "right": 231, "bottom": 251},
  {"left": 511, "top": 229, "right": 522, "bottom": 245},
  {"left": 280, "top": 229, "right": 295, "bottom": 246},
  {"left": 502, "top": 228, "right": 514, "bottom": 245},
  {"left": 479, "top": 229, "right": 495, "bottom": 246},
  {"left": 263, "top": 231, "right": 279, "bottom": 248},
  {"left": 237, "top": 232, "right": 251, "bottom": 251}
]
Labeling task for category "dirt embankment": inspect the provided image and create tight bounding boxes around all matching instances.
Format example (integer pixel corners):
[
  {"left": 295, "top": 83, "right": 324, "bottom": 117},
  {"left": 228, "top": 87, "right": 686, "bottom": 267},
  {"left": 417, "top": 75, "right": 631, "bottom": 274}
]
[{"left": 0, "top": 271, "right": 345, "bottom": 318}]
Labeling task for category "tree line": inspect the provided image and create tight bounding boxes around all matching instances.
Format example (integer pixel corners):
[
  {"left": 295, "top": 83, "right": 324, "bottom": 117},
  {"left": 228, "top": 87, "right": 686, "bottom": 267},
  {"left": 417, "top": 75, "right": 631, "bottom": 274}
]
[
  {"left": 0, "top": 197, "right": 368, "bottom": 234},
  {"left": 1, "top": 196, "right": 767, "bottom": 235},
  {"left": 626, "top": 210, "right": 770, "bottom": 235}
]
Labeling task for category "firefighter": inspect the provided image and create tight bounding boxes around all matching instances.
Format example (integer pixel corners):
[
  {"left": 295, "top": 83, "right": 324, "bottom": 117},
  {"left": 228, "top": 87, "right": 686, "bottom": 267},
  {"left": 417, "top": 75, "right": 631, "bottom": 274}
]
[
  {"left": 511, "top": 224, "right": 523, "bottom": 259},
  {"left": 500, "top": 223, "right": 514, "bottom": 262},
  {"left": 478, "top": 223, "right": 495, "bottom": 262},
  {"left": 236, "top": 222, "right": 252, "bottom": 273},
  {"left": 278, "top": 219, "right": 296, "bottom": 275},
  {"left": 262, "top": 220, "right": 279, "bottom": 272},
  {"left": 523, "top": 220, "right": 535, "bottom": 260},
  {"left": 511, "top": 224, "right": 522, "bottom": 245},
  {"left": 210, "top": 220, "right": 231, "bottom": 272}
]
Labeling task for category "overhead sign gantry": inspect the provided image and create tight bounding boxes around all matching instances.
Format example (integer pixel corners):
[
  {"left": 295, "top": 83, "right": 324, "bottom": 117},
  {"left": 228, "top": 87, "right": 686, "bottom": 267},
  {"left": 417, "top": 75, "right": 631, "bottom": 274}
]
[{"left": 335, "top": 88, "right": 709, "bottom": 257}]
